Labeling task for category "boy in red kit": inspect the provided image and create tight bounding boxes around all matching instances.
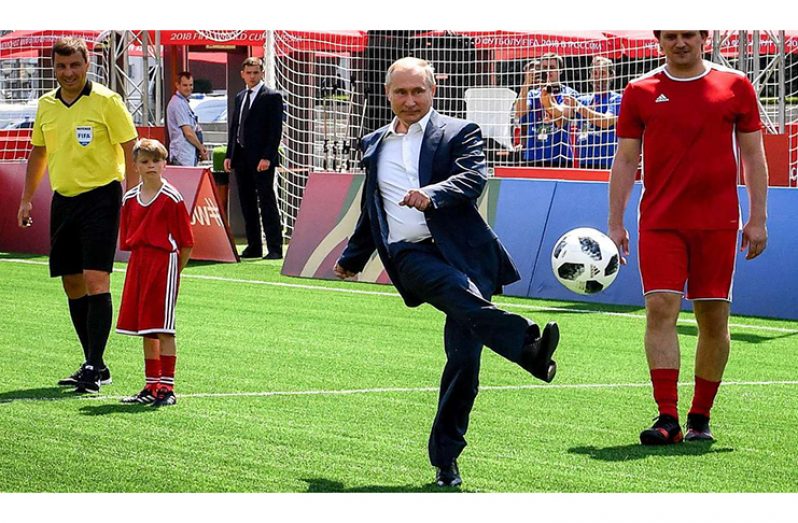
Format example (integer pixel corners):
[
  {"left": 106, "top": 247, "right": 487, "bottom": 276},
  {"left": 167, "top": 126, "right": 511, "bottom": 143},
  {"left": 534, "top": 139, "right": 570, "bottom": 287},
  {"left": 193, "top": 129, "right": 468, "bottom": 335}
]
[
  {"left": 116, "top": 139, "right": 194, "bottom": 407},
  {"left": 608, "top": 31, "right": 768, "bottom": 444}
]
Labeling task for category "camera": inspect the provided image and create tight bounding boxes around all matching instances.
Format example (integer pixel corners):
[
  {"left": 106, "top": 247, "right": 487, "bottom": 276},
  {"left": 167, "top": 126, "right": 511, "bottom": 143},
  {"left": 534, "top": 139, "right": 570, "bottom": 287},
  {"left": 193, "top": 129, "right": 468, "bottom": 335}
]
[{"left": 545, "top": 84, "right": 561, "bottom": 95}]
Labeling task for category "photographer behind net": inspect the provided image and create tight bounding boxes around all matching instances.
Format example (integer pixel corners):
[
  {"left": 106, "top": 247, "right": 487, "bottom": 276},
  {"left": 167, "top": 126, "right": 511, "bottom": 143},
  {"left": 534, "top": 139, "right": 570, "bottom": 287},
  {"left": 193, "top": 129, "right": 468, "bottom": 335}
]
[{"left": 516, "top": 52, "right": 580, "bottom": 168}]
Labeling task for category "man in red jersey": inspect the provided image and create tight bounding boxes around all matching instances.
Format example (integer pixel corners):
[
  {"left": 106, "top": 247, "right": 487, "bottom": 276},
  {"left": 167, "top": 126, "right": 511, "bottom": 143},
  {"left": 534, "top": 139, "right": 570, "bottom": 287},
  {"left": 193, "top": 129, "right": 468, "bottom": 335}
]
[{"left": 608, "top": 30, "right": 769, "bottom": 444}]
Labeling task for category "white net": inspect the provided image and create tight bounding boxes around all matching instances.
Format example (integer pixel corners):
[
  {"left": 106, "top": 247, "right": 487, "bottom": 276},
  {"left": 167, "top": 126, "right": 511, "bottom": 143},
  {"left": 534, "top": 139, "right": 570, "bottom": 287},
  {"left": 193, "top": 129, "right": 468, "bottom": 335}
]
[
  {"left": 2, "top": 30, "right": 797, "bottom": 237},
  {"left": 271, "top": 29, "right": 798, "bottom": 237}
]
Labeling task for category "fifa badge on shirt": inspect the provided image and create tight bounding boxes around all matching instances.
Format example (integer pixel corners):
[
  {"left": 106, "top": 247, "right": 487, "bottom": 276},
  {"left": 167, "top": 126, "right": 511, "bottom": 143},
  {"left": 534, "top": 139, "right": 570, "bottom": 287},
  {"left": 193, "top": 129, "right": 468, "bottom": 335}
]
[{"left": 76, "top": 126, "right": 93, "bottom": 146}]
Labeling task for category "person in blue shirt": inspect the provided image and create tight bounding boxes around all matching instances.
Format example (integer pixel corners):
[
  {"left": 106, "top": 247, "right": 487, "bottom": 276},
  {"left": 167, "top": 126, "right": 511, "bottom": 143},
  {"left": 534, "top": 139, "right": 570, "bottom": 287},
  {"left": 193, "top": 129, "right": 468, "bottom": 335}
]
[
  {"left": 166, "top": 71, "right": 207, "bottom": 166},
  {"left": 514, "top": 52, "right": 579, "bottom": 168},
  {"left": 570, "top": 56, "right": 622, "bottom": 169}
]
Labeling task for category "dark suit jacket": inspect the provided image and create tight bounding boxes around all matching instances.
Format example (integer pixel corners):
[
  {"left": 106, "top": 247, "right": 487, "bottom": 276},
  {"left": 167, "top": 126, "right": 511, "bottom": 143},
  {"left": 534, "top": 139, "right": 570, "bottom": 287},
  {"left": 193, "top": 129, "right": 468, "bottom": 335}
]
[
  {"left": 226, "top": 84, "right": 283, "bottom": 167},
  {"left": 338, "top": 110, "right": 520, "bottom": 307}
]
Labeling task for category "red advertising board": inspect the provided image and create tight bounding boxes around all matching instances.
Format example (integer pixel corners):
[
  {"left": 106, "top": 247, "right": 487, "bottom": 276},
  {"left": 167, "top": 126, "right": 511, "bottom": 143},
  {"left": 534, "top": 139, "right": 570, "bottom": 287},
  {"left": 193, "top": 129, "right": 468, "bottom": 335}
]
[{"left": 0, "top": 164, "right": 238, "bottom": 263}]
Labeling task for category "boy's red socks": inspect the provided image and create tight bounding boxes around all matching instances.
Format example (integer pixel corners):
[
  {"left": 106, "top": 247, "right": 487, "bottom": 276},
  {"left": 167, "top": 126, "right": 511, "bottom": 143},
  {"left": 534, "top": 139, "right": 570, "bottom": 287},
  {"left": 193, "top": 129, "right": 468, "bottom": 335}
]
[
  {"left": 161, "top": 354, "right": 176, "bottom": 391},
  {"left": 145, "top": 358, "right": 161, "bottom": 390}
]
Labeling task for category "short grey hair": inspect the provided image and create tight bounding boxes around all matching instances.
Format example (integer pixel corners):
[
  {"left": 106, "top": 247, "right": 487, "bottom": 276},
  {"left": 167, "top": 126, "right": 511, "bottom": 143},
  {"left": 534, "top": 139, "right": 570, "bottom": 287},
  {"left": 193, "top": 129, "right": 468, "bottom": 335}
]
[{"left": 385, "top": 57, "right": 436, "bottom": 88}]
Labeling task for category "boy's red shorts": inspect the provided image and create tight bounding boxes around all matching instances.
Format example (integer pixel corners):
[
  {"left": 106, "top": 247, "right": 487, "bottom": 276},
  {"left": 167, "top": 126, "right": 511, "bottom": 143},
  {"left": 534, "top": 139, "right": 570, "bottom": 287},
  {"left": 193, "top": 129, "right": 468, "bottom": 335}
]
[
  {"left": 117, "top": 248, "right": 181, "bottom": 335},
  {"left": 638, "top": 229, "right": 739, "bottom": 301}
]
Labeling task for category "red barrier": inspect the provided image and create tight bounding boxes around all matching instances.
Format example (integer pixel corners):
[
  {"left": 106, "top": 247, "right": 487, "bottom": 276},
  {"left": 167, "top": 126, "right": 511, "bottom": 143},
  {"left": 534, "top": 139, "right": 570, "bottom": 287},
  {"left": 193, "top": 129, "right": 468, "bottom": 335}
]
[
  {"left": 0, "top": 130, "right": 33, "bottom": 161},
  {"left": 496, "top": 134, "right": 790, "bottom": 187},
  {"left": 494, "top": 166, "right": 611, "bottom": 181},
  {"left": 762, "top": 134, "right": 789, "bottom": 187},
  {"left": 0, "top": 164, "right": 238, "bottom": 263}
]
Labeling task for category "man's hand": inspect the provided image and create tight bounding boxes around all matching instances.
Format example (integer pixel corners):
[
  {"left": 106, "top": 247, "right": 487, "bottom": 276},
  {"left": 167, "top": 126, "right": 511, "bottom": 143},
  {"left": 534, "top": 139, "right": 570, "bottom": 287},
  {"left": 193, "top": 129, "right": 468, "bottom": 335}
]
[
  {"left": 607, "top": 224, "right": 630, "bottom": 265},
  {"left": 17, "top": 200, "right": 33, "bottom": 228},
  {"left": 741, "top": 221, "right": 767, "bottom": 260},
  {"left": 199, "top": 146, "right": 209, "bottom": 161},
  {"left": 333, "top": 262, "right": 358, "bottom": 280},
  {"left": 223, "top": 158, "right": 232, "bottom": 173},
  {"left": 562, "top": 95, "right": 580, "bottom": 118},
  {"left": 257, "top": 159, "right": 271, "bottom": 172},
  {"left": 399, "top": 189, "right": 432, "bottom": 212}
]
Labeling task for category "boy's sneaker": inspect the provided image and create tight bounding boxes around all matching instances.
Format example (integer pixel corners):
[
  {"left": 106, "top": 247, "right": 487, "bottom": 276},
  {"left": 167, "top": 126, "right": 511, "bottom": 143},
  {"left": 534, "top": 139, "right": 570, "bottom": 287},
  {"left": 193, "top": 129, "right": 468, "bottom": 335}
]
[
  {"left": 73, "top": 365, "right": 101, "bottom": 394},
  {"left": 152, "top": 388, "right": 177, "bottom": 407},
  {"left": 640, "top": 414, "right": 684, "bottom": 445},
  {"left": 685, "top": 413, "right": 715, "bottom": 441},
  {"left": 59, "top": 364, "right": 112, "bottom": 386},
  {"left": 120, "top": 388, "right": 157, "bottom": 404}
]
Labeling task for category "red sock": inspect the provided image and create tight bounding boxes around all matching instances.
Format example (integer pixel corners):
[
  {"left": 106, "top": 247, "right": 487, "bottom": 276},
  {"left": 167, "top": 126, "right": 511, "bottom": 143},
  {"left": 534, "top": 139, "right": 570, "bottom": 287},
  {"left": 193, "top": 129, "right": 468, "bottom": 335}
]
[
  {"left": 160, "top": 354, "right": 176, "bottom": 391},
  {"left": 689, "top": 376, "right": 721, "bottom": 417},
  {"left": 144, "top": 358, "right": 161, "bottom": 391},
  {"left": 650, "top": 368, "right": 679, "bottom": 419}
]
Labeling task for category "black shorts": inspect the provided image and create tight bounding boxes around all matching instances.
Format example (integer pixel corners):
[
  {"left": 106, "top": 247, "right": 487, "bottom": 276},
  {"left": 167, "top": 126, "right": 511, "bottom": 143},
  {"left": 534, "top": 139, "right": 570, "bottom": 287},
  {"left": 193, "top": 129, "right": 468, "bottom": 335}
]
[{"left": 49, "top": 181, "right": 122, "bottom": 277}]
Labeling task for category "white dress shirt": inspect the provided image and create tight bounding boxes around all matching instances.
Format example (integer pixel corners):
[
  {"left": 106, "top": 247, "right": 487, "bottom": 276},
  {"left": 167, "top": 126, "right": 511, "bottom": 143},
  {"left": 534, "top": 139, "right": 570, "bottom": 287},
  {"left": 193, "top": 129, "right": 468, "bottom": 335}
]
[
  {"left": 239, "top": 81, "right": 264, "bottom": 122},
  {"left": 377, "top": 109, "right": 433, "bottom": 244}
]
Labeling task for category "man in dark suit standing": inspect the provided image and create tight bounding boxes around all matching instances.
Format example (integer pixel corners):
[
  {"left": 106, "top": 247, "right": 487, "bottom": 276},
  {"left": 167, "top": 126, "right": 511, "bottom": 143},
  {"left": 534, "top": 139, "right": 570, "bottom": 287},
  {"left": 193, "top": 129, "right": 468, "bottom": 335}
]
[
  {"left": 334, "top": 57, "right": 561, "bottom": 488},
  {"left": 224, "top": 57, "right": 284, "bottom": 259}
]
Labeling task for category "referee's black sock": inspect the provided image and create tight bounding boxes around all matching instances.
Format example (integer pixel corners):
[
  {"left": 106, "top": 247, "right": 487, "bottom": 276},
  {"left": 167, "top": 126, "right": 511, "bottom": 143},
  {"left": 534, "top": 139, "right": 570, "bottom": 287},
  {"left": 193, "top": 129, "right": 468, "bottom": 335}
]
[
  {"left": 86, "top": 293, "right": 112, "bottom": 369},
  {"left": 67, "top": 295, "right": 90, "bottom": 362}
]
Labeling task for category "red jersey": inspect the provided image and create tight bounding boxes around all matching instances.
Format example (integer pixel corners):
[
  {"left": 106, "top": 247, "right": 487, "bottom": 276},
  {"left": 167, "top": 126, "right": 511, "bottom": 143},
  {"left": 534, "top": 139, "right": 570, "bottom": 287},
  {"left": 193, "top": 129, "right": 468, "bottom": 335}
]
[
  {"left": 616, "top": 61, "right": 762, "bottom": 230},
  {"left": 120, "top": 180, "right": 195, "bottom": 253}
]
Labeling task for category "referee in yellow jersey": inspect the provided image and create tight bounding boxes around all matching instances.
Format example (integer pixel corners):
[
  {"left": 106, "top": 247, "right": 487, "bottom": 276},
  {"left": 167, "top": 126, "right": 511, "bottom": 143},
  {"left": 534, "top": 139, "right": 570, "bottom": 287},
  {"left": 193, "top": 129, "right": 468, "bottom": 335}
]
[{"left": 17, "top": 38, "right": 138, "bottom": 393}]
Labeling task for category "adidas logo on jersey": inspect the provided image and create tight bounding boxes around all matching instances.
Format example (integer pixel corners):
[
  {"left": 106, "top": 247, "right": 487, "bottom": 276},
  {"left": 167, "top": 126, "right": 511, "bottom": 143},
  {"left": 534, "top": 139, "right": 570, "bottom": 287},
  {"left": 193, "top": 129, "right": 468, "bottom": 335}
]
[{"left": 655, "top": 93, "right": 670, "bottom": 103}]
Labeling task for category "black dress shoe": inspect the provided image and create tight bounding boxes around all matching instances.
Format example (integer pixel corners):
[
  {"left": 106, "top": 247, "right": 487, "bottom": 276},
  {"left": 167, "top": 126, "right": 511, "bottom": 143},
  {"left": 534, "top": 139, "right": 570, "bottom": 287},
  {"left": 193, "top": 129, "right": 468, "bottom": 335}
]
[
  {"left": 435, "top": 461, "right": 462, "bottom": 487},
  {"left": 520, "top": 322, "right": 560, "bottom": 383},
  {"left": 263, "top": 252, "right": 283, "bottom": 260},
  {"left": 240, "top": 247, "right": 263, "bottom": 259}
]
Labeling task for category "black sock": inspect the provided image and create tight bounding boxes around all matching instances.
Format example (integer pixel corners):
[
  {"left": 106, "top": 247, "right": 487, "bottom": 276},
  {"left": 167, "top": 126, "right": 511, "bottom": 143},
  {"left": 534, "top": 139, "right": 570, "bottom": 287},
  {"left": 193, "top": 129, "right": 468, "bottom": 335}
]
[
  {"left": 86, "top": 293, "right": 112, "bottom": 369},
  {"left": 67, "top": 295, "right": 90, "bottom": 362}
]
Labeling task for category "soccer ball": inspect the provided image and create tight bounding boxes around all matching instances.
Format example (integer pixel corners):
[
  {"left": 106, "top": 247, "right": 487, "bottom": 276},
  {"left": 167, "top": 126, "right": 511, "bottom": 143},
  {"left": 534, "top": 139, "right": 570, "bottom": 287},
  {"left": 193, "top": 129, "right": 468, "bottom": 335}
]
[{"left": 551, "top": 227, "right": 620, "bottom": 295}]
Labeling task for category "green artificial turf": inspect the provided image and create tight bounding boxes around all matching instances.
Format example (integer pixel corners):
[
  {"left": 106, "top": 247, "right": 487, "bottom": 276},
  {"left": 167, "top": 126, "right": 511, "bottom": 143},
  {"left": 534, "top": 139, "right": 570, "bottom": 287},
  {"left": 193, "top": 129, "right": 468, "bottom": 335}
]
[{"left": 1, "top": 252, "right": 797, "bottom": 493}]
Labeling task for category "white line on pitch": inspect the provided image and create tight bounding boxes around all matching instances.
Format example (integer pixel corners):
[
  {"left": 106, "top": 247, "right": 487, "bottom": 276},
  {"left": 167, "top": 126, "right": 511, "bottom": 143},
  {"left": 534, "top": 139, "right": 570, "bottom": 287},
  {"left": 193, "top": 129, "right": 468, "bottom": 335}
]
[
  {"left": 4, "top": 380, "right": 798, "bottom": 403},
  {"left": 3, "top": 257, "right": 797, "bottom": 334}
]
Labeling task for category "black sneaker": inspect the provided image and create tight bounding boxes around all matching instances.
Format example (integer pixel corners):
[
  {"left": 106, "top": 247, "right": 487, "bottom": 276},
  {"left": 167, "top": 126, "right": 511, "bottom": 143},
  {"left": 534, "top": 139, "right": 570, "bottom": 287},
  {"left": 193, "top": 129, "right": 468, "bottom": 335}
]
[
  {"left": 685, "top": 413, "right": 715, "bottom": 442},
  {"left": 120, "top": 388, "right": 157, "bottom": 404},
  {"left": 57, "top": 364, "right": 85, "bottom": 387},
  {"left": 59, "top": 364, "right": 111, "bottom": 386},
  {"left": 73, "top": 365, "right": 101, "bottom": 394},
  {"left": 640, "top": 414, "right": 684, "bottom": 445},
  {"left": 99, "top": 366, "right": 112, "bottom": 385},
  {"left": 152, "top": 388, "right": 177, "bottom": 407},
  {"left": 435, "top": 461, "right": 462, "bottom": 487},
  {"left": 520, "top": 322, "right": 560, "bottom": 383}
]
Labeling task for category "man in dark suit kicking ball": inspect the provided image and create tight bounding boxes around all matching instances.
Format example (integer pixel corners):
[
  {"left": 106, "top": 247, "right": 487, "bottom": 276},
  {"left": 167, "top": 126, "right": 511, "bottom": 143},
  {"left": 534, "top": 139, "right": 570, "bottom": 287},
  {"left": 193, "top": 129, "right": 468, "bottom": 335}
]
[{"left": 334, "top": 57, "right": 561, "bottom": 488}]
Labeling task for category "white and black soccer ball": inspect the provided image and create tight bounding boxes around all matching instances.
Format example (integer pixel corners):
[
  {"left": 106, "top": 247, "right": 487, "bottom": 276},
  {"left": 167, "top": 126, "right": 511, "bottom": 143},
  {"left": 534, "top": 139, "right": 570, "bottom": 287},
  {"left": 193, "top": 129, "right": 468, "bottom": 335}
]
[{"left": 551, "top": 227, "right": 620, "bottom": 295}]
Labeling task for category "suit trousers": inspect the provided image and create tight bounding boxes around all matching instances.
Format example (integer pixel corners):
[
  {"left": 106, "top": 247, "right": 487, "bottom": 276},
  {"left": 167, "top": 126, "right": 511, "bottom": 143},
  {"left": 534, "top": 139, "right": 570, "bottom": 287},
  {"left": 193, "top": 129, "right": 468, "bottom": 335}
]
[
  {"left": 234, "top": 161, "right": 283, "bottom": 255},
  {"left": 391, "top": 241, "right": 535, "bottom": 467}
]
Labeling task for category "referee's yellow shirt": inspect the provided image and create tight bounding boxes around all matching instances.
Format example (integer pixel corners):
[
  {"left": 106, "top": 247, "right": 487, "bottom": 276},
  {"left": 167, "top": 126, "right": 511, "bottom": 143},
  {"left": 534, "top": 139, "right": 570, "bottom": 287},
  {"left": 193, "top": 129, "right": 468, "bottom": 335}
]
[{"left": 31, "top": 81, "right": 138, "bottom": 197}]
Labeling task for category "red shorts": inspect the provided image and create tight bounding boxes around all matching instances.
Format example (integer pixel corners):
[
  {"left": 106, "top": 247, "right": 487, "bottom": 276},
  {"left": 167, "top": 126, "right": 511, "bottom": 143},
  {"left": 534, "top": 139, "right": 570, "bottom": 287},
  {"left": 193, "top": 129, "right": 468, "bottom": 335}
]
[
  {"left": 117, "top": 247, "right": 181, "bottom": 335},
  {"left": 638, "top": 229, "right": 739, "bottom": 301}
]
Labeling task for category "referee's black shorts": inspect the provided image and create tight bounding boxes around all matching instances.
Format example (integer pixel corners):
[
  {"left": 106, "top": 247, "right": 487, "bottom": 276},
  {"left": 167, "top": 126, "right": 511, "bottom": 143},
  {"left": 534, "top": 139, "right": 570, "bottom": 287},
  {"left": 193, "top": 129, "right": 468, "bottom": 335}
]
[{"left": 49, "top": 181, "right": 122, "bottom": 278}]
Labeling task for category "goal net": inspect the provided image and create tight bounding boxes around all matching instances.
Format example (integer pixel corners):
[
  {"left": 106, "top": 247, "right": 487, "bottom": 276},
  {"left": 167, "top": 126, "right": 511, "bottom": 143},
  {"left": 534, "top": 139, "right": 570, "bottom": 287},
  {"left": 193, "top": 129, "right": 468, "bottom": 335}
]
[
  {"left": 272, "top": 29, "right": 798, "bottom": 236},
  {"left": 2, "top": 30, "right": 797, "bottom": 239}
]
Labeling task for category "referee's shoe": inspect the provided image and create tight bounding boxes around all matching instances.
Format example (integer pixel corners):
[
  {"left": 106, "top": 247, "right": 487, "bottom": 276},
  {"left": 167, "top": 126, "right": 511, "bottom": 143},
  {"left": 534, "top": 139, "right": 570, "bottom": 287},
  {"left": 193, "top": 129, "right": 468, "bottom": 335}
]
[
  {"left": 73, "top": 365, "right": 102, "bottom": 394},
  {"left": 58, "top": 364, "right": 112, "bottom": 387}
]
